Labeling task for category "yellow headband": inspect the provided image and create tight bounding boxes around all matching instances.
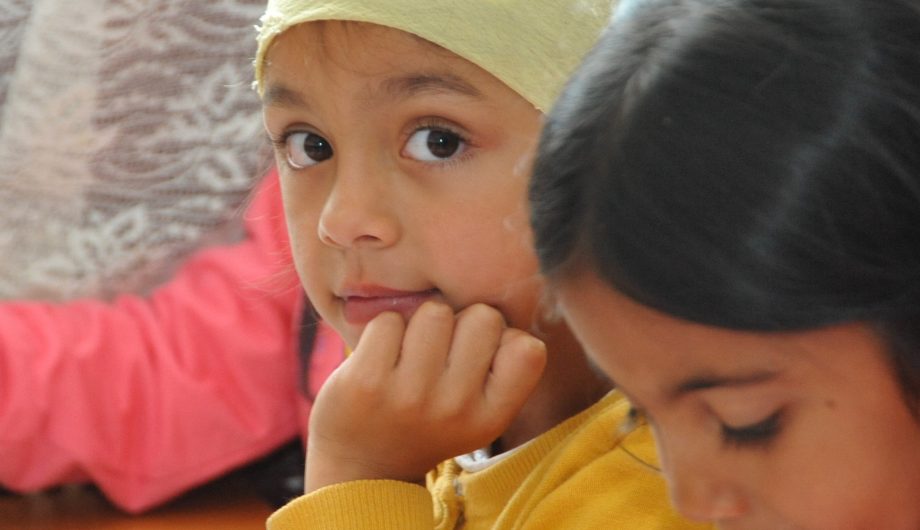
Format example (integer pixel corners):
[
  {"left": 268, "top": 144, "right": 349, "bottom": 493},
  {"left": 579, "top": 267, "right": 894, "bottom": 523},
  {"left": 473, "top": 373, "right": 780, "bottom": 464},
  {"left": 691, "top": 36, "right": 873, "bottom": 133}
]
[{"left": 254, "top": 0, "right": 616, "bottom": 112}]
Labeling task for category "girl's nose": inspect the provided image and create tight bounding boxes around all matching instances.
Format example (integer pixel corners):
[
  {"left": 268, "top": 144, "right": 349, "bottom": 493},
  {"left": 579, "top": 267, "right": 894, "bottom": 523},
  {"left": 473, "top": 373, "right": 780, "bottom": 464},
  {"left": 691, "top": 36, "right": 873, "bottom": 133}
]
[
  {"left": 668, "top": 475, "right": 748, "bottom": 523},
  {"left": 658, "top": 434, "right": 749, "bottom": 522},
  {"left": 317, "top": 169, "right": 399, "bottom": 249}
]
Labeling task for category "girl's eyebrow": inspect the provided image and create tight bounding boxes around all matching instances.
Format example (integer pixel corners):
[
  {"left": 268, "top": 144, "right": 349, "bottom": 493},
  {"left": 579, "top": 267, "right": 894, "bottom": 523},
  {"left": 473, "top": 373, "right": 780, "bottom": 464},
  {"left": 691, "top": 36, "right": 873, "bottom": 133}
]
[
  {"left": 380, "top": 73, "right": 483, "bottom": 101},
  {"left": 261, "top": 73, "right": 482, "bottom": 110},
  {"left": 669, "top": 370, "right": 779, "bottom": 400},
  {"left": 261, "top": 84, "right": 308, "bottom": 109}
]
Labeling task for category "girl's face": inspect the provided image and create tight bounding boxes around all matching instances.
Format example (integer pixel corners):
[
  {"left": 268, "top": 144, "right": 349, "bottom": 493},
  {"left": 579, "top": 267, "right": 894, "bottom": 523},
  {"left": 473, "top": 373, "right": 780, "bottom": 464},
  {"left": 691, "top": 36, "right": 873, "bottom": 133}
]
[
  {"left": 556, "top": 270, "right": 920, "bottom": 530},
  {"left": 261, "top": 22, "right": 544, "bottom": 348}
]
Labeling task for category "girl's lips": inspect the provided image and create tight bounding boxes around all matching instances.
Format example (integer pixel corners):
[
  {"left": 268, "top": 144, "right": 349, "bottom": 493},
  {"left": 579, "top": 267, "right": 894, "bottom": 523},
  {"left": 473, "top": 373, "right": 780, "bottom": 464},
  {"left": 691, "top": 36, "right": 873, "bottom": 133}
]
[{"left": 341, "top": 289, "right": 440, "bottom": 325}]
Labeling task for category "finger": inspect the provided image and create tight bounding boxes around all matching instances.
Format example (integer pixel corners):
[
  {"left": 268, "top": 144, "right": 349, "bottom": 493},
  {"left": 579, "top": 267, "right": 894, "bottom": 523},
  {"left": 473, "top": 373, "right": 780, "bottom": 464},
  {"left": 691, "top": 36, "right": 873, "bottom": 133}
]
[
  {"left": 326, "top": 312, "right": 407, "bottom": 420},
  {"left": 350, "top": 311, "right": 407, "bottom": 375},
  {"left": 481, "top": 328, "right": 547, "bottom": 428},
  {"left": 396, "top": 301, "right": 455, "bottom": 387},
  {"left": 445, "top": 303, "right": 506, "bottom": 396}
]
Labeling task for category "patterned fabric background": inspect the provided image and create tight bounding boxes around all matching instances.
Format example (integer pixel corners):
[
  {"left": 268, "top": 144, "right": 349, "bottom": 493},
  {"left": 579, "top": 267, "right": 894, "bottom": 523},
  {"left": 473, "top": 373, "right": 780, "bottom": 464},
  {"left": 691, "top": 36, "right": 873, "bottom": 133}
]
[{"left": 0, "top": 0, "right": 270, "bottom": 300}]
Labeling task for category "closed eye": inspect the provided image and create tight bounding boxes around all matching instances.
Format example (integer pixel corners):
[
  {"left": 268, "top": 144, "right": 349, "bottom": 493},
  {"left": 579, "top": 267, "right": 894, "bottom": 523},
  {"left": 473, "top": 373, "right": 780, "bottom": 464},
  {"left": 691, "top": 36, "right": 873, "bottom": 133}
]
[{"left": 721, "top": 410, "right": 783, "bottom": 449}]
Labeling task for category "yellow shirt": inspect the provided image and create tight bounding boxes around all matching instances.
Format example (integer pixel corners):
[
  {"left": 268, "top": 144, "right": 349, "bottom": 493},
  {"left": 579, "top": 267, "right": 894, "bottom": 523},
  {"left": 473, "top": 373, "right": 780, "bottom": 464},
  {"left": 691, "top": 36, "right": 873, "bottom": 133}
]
[{"left": 267, "top": 391, "right": 712, "bottom": 529}]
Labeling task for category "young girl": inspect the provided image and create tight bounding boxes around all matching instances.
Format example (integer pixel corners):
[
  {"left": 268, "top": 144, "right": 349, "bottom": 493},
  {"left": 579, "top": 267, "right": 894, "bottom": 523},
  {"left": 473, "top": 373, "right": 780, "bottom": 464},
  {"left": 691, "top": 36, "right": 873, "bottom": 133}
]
[
  {"left": 255, "top": 0, "right": 711, "bottom": 528},
  {"left": 531, "top": 0, "right": 920, "bottom": 528}
]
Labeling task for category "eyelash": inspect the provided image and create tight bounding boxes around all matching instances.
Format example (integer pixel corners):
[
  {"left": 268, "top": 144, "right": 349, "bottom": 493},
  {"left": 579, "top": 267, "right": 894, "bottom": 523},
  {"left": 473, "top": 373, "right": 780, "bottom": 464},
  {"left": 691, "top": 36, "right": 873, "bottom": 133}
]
[
  {"left": 267, "top": 119, "right": 473, "bottom": 171},
  {"left": 406, "top": 118, "right": 473, "bottom": 164},
  {"left": 269, "top": 130, "right": 305, "bottom": 162},
  {"left": 411, "top": 117, "right": 465, "bottom": 136},
  {"left": 268, "top": 130, "right": 296, "bottom": 152},
  {"left": 626, "top": 406, "right": 784, "bottom": 450},
  {"left": 720, "top": 410, "right": 783, "bottom": 449}
]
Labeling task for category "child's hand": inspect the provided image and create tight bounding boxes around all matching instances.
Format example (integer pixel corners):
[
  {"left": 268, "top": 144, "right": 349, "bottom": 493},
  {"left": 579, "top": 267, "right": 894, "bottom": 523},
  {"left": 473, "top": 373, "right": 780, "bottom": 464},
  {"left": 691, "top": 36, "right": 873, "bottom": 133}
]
[{"left": 304, "top": 301, "right": 547, "bottom": 492}]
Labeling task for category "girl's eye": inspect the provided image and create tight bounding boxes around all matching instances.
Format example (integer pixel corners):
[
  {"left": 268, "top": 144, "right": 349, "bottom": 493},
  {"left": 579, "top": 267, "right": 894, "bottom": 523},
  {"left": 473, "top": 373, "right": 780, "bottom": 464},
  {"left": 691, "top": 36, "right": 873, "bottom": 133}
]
[
  {"left": 284, "top": 131, "right": 333, "bottom": 169},
  {"left": 403, "top": 127, "right": 467, "bottom": 162},
  {"left": 721, "top": 411, "right": 783, "bottom": 449}
]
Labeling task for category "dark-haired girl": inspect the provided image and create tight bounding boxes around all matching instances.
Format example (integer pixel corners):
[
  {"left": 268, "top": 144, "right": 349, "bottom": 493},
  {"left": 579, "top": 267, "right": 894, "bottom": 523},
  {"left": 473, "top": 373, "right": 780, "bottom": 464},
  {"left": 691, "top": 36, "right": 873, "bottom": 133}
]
[{"left": 531, "top": 0, "right": 920, "bottom": 528}]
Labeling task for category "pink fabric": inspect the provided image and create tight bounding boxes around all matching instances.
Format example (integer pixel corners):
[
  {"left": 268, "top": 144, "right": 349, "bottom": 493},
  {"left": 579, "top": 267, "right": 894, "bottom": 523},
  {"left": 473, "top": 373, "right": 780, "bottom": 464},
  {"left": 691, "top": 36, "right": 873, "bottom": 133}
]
[{"left": 0, "top": 168, "right": 345, "bottom": 513}]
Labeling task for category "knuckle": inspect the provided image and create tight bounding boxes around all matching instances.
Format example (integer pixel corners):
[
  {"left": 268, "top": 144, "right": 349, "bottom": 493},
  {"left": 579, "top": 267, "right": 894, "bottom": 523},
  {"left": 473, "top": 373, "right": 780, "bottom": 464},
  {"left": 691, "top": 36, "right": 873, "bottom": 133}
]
[
  {"left": 349, "top": 376, "right": 385, "bottom": 401},
  {"left": 409, "top": 301, "right": 454, "bottom": 330},
  {"left": 499, "top": 327, "right": 526, "bottom": 345},
  {"left": 370, "top": 310, "right": 405, "bottom": 330},
  {"left": 335, "top": 365, "right": 386, "bottom": 400},
  {"left": 458, "top": 303, "right": 504, "bottom": 329},
  {"left": 507, "top": 332, "right": 547, "bottom": 355},
  {"left": 391, "top": 389, "right": 428, "bottom": 416},
  {"left": 420, "top": 300, "right": 454, "bottom": 319},
  {"left": 437, "top": 399, "right": 470, "bottom": 424}
]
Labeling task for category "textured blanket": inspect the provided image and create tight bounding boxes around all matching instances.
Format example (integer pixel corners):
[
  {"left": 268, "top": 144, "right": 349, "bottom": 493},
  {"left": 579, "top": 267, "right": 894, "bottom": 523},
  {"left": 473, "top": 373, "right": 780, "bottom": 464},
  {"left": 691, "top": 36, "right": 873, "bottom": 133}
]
[{"left": 0, "top": 0, "right": 268, "bottom": 300}]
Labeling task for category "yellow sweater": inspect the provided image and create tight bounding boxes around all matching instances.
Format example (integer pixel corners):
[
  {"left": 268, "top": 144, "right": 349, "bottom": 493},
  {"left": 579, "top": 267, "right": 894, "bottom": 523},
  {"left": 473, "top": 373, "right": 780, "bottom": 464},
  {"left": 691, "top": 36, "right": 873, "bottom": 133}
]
[{"left": 267, "top": 391, "right": 712, "bottom": 529}]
